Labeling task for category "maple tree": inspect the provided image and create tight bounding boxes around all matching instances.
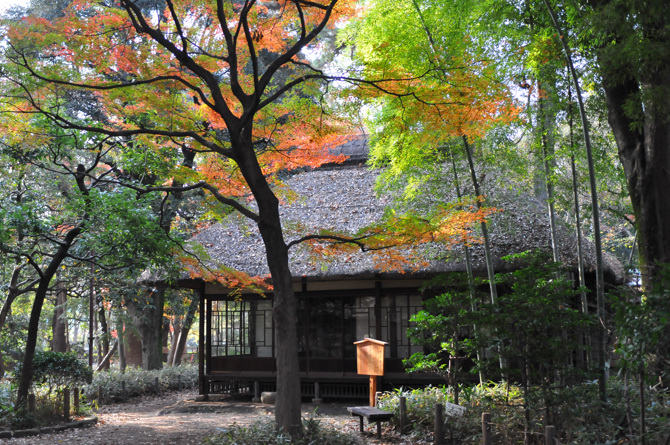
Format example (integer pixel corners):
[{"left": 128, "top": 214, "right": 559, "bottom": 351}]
[
  {"left": 2, "top": 0, "right": 363, "bottom": 433},
  {"left": 0, "top": 0, "right": 502, "bottom": 430}
]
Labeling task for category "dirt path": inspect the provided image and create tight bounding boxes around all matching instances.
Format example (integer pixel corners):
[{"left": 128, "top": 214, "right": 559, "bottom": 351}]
[{"left": 0, "top": 389, "right": 407, "bottom": 444}]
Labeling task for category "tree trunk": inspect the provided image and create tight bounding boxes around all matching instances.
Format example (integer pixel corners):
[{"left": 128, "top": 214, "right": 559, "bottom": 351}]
[
  {"left": 568, "top": 81, "right": 592, "bottom": 368},
  {"left": 601, "top": 75, "right": 670, "bottom": 288},
  {"left": 537, "top": 79, "right": 560, "bottom": 263},
  {"left": 16, "top": 283, "right": 51, "bottom": 409},
  {"left": 235, "top": 136, "right": 301, "bottom": 436},
  {"left": 162, "top": 317, "right": 171, "bottom": 364},
  {"left": 263, "top": 230, "right": 301, "bottom": 436},
  {"left": 15, "top": 227, "right": 82, "bottom": 409},
  {"left": 0, "top": 265, "right": 23, "bottom": 331},
  {"left": 118, "top": 321, "right": 127, "bottom": 373},
  {"left": 167, "top": 318, "right": 180, "bottom": 366},
  {"left": 52, "top": 280, "right": 68, "bottom": 352},
  {"left": 584, "top": 0, "right": 670, "bottom": 293},
  {"left": 463, "top": 135, "right": 505, "bottom": 373},
  {"left": 126, "top": 288, "right": 165, "bottom": 370},
  {"left": 462, "top": 136, "right": 498, "bottom": 303},
  {"left": 449, "top": 149, "right": 485, "bottom": 384},
  {"left": 97, "top": 301, "right": 110, "bottom": 370},
  {"left": 94, "top": 340, "right": 118, "bottom": 372},
  {"left": 173, "top": 295, "right": 199, "bottom": 366},
  {"left": 124, "top": 329, "right": 143, "bottom": 368},
  {"left": 543, "top": 0, "right": 607, "bottom": 400}
]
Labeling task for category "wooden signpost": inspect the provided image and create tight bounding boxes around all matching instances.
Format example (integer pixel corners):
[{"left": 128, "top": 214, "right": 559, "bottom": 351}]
[{"left": 354, "top": 338, "right": 388, "bottom": 407}]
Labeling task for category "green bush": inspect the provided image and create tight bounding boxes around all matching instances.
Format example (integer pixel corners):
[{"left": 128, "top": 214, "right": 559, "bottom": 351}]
[
  {"left": 203, "top": 417, "right": 362, "bottom": 445},
  {"left": 15, "top": 351, "right": 92, "bottom": 393},
  {"left": 377, "top": 380, "right": 670, "bottom": 444},
  {"left": 5, "top": 352, "right": 92, "bottom": 429},
  {"left": 83, "top": 364, "right": 197, "bottom": 404},
  {"left": 377, "top": 385, "right": 454, "bottom": 430}
]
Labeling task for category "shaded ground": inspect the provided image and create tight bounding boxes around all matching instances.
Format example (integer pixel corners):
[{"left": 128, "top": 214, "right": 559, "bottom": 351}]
[{"left": 0, "top": 389, "right": 416, "bottom": 444}]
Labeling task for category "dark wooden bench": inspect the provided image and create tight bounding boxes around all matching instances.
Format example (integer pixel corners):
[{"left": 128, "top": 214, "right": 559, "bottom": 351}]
[{"left": 347, "top": 406, "right": 394, "bottom": 439}]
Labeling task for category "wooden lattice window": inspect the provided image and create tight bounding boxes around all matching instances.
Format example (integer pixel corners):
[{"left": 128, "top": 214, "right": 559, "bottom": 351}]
[{"left": 210, "top": 300, "right": 253, "bottom": 356}]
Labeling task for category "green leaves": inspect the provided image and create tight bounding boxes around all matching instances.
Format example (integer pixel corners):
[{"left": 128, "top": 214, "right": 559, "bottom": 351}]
[
  {"left": 15, "top": 351, "right": 92, "bottom": 392},
  {"left": 614, "top": 265, "right": 670, "bottom": 375}
]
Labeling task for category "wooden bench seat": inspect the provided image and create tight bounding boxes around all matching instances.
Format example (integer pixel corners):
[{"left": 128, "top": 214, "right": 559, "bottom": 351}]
[{"left": 347, "top": 406, "right": 394, "bottom": 439}]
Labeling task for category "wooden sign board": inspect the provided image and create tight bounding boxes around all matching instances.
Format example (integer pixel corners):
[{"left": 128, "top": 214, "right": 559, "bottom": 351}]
[{"left": 355, "top": 338, "right": 387, "bottom": 376}]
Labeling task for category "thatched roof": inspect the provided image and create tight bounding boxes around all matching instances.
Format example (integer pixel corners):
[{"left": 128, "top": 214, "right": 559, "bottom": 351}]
[{"left": 183, "top": 160, "right": 624, "bottom": 285}]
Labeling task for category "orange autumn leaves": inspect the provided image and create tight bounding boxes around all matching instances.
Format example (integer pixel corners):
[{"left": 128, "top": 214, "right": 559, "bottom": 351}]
[
  {"left": 2, "top": 0, "right": 504, "bottom": 290},
  {"left": 300, "top": 197, "right": 498, "bottom": 273}
]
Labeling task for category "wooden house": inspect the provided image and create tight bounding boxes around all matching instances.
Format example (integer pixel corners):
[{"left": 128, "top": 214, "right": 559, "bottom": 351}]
[{"left": 161, "top": 137, "right": 623, "bottom": 400}]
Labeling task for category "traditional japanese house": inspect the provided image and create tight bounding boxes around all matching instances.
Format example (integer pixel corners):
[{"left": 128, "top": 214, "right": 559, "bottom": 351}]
[{"left": 160, "top": 137, "right": 623, "bottom": 400}]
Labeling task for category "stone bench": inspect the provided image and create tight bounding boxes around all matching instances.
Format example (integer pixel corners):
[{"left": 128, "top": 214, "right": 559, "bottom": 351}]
[{"left": 347, "top": 406, "right": 394, "bottom": 439}]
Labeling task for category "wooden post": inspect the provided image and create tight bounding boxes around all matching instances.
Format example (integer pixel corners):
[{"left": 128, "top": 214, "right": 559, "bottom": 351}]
[
  {"left": 177, "top": 374, "right": 182, "bottom": 391},
  {"left": 198, "top": 287, "right": 205, "bottom": 396},
  {"left": 28, "top": 394, "right": 35, "bottom": 412},
  {"left": 63, "top": 388, "right": 70, "bottom": 419},
  {"left": 252, "top": 381, "right": 261, "bottom": 403},
  {"left": 545, "top": 425, "right": 556, "bottom": 444},
  {"left": 312, "top": 382, "right": 322, "bottom": 404},
  {"left": 73, "top": 388, "right": 80, "bottom": 415},
  {"left": 98, "top": 385, "right": 103, "bottom": 404},
  {"left": 434, "top": 403, "right": 444, "bottom": 445},
  {"left": 398, "top": 396, "right": 407, "bottom": 434},
  {"left": 121, "top": 380, "right": 127, "bottom": 401},
  {"left": 369, "top": 375, "right": 377, "bottom": 407},
  {"left": 482, "top": 412, "right": 492, "bottom": 445},
  {"left": 154, "top": 376, "right": 160, "bottom": 396}
]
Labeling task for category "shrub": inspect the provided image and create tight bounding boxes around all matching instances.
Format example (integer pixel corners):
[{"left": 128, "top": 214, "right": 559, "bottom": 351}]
[
  {"left": 203, "top": 417, "right": 362, "bottom": 445},
  {"left": 377, "top": 380, "right": 670, "bottom": 444},
  {"left": 7, "top": 351, "right": 92, "bottom": 429},
  {"left": 83, "top": 364, "right": 197, "bottom": 404},
  {"left": 14, "top": 351, "right": 92, "bottom": 394}
]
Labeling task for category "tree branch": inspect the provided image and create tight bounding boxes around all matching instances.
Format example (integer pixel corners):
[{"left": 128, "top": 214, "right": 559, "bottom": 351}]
[{"left": 286, "top": 233, "right": 395, "bottom": 251}]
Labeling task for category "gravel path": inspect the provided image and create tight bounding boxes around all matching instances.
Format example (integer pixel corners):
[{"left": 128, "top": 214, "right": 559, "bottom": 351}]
[{"left": 0, "top": 390, "right": 408, "bottom": 444}]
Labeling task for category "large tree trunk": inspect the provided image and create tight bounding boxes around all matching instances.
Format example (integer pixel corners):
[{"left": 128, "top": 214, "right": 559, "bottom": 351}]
[
  {"left": 600, "top": 74, "right": 670, "bottom": 289},
  {"left": 126, "top": 288, "right": 165, "bottom": 370},
  {"left": 235, "top": 137, "right": 301, "bottom": 436},
  {"left": 599, "top": 68, "right": 670, "bottom": 383},
  {"left": 16, "top": 283, "right": 52, "bottom": 409},
  {"left": 588, "top": 0, "right": 670, "bottom": 292},
  {"left": 124, "top": 329, "right": 143, "bottom": 368},
  {"left": 262, "top": 228, "right": 300, "bottom": 436},
  {"left": 52, "top": 280, "right": 68, "bottom": 352},
  {"left": 172, "top": 295, "right": 199, "bottom": 366}
]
